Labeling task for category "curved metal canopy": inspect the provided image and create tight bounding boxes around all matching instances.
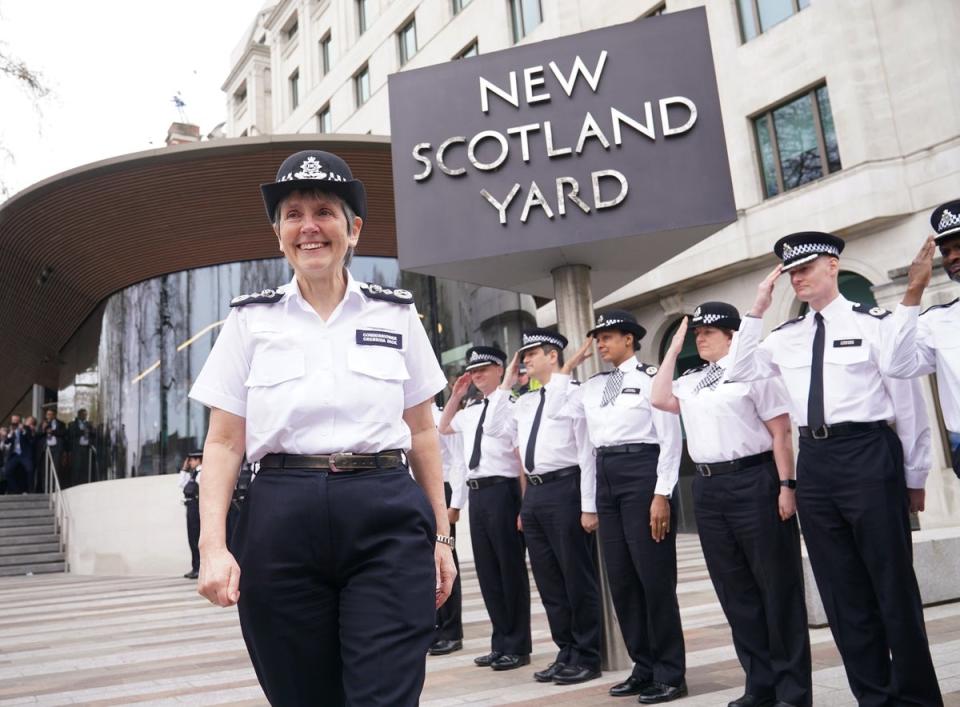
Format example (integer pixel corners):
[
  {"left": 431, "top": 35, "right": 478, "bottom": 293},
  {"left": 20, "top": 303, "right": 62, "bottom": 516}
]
[{"left": 0, "top": 134, "right": 396, "bottom": 417}]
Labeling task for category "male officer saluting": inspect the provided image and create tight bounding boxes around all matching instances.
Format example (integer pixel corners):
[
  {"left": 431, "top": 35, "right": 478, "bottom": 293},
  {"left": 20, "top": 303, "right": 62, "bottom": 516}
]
[
  {"left": 557, "top": 311, "right": 686, "bottom": 703},
  {"left": 881, "top": 199, "right": 960, "bottom": 479},
  {"left": 485, "top": 329, "right": 602, "bottom": 686},
  {"left": 728, "top": 232, "right": 942, "bottom": 706},
  {"left": 439, "top": 347, "right": 532, "bottom": 670}
]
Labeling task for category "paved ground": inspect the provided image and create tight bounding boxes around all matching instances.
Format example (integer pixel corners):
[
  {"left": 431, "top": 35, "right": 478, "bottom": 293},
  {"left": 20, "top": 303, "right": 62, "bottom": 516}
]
[{"left": 0, "top": 535, "right": 956, "bottom": 706}]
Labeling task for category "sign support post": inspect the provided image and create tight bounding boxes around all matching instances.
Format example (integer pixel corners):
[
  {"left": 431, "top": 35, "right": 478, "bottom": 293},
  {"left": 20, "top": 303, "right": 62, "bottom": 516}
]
[{"left": 551, "top": 263, "right": 630, "bottom": 672}]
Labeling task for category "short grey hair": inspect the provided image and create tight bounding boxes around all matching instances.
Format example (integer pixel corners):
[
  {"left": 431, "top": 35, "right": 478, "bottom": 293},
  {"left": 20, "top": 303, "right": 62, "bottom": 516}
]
[{"left": 273, "top": 188, "right": 357, "bottom": 268}]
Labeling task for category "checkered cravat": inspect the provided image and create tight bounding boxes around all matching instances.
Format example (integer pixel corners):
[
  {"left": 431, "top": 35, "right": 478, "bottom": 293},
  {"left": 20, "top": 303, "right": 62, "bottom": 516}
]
[
  {"left": 693, "top": 363, "right": 724, "bottom": 393},
  {"left": 600, "top": 368, "right": 624, "bottom": 407}
]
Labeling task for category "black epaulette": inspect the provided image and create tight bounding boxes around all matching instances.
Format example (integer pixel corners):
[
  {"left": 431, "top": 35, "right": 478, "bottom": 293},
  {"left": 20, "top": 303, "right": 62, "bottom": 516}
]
[
  {"left": 570, "top": 380, "right": 581, "bottom": 386},
  {"left": 230, "top": 287, "right": 284, "bottom": 307},
  {"left": 921, "top": 297, "right": 959, "bottom": 316},
  {"left": 359, "top": 282, "right": 414, "bottom": 305},
  {"left": 637, "top": 363, "right": 658, "bottom": 377},
  {"left": 589, "top": 371, "right": 612, "bottom": 379},
  {"left": 681, "top": 363, "right": 708, "bottom": 377},
  {"left": 852, "top": 302, "right": 891, "bottom": 319},
  {"left": 773, "top": 314, "right": 806, "bottom": 332}
]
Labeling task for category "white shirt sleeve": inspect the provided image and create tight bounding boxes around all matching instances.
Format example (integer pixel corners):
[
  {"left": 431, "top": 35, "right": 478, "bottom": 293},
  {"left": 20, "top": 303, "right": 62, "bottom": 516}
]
[
  {"left": 652, "top": 402, "right": 682, "bottom": 497},
  {"left": 574, "top": 415, "right": 597, "bottom": 513},
  {"left": 880, "top": 304, "right": 937, "bottom": 379},
  {"left": 402, "top": 304, "right": 448, "bottom": 409},
  {"left": 751, "top": 376, "right": 792, "bottom": 422},
  {"left": 188, "top": 309, "right": 251, "bottom": 417},
  {"left": 727, "top": 315, "right": 780, "bottom": 382},
  {"left": 881, "top": 372, "right": 933, "bottom": 489},
  {"left": 177, "top": 470, "right": 189, "bottom": 490},
  {"left": 447, "top": 434, "right": 468, "bottom": 511}
]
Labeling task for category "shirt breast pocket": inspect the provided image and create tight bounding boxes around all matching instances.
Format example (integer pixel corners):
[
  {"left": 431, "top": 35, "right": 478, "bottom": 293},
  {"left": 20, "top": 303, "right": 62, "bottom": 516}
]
[
  {"left": 346, "top": 345, "right": 411, "bottom": 422},
  {"left": 244, "top": 349, "right": 306, "bottom": 430},
  {"left": 934, "top": 328, "right": 960, "bottom": 351},
  {"left": 824, "top": 343, "right": 870, "bottom": 368}
]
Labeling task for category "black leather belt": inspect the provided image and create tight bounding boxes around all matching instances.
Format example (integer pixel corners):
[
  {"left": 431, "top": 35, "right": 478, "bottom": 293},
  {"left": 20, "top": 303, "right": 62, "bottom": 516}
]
[
  {"left": 596, "top": 443, "right": 658, "bottom": 456},
  {"left": 798, "top": 421, "right": 888, "bottom": 439},
  {"left": 695, "top": 451, "right": 774, "bottom": 477},
  {"left": 466, "top": 475, "right": 516, "bottom": 490},
  {"left": 526, "top": 465, "right": 580, "bottom": 486},
  {"left": 259, "top": 450, "right": 405, "bottom": 473}
]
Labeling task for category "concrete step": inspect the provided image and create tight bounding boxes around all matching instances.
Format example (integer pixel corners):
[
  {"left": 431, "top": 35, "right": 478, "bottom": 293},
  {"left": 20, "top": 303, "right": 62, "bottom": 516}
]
[
  {"left": 0, "top": 507, "right": 56, "bottom": 519},
  {"left": 2, "top": 533, "right": 60, "bottom": 546},
  {"left": 0, "top": 496, "right": 51, "bottom": 510},
  {"left": 0, "top": 514, "right": 54, "bottom": 528},
  {"left": 0, "top": 562, "right": 65, "bottom": 577},
  {"left": 0, "top": 542, "right": 60, "bottom": 556},
  {"left": 0, "top": 523, "right": 56, "bottom": 537},
  {"left": 0, "top": 551, "right": 64, "bottom": 567}
]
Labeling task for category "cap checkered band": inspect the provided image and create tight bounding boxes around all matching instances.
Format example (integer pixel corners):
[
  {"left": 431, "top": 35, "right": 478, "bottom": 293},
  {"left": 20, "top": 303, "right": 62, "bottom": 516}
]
[
  {"left": 596, "top": 317, "right": 628, "bottom": 327},
  {"left": 781, "top": 242, "right": 841, "bottom": 261},
  {"left": 278, "top": 156, "right": 348, "bottom": 183},
  {"left": 938, "top": 209, "right": 960, "bottom": 233},
  {"left": 699, "top": 313, "right": 726, "bottom": 325},
  {"left": 521, "top": 333, "right": 565, "bottom": 349},
  {"left": 469, "top": 351, "right": 500, "bottom": 365}
]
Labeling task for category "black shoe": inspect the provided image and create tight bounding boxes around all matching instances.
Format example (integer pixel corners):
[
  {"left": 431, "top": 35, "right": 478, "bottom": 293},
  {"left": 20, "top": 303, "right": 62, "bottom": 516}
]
[
  {"left": 534, "top": 662, "right": 566, "bottom": 683},
  {"left": 490, "top": 654, "right": 530, "bottom": 671},
  {"left": 610, "top": 676, "right": 653, "bottom": 697},
  {"left": 728, "top": 696, "right": 776, "bottom": 707},
  {"left": 638, "top": 681, "right": 688, "bottom": 704},
  {"left": 553, "top": 664, "right": 601, "bottom": 685},
  {"left": 474, "top": 651, "right": 502, "bottom": 667},
  {"left": 183, "top": 570, "right": 199, "bottom": 579},
  {"left": 772, "top": 703, "right": 798, "bottom": 707},
  {"left": 429, "top": 639, "right": 463, "bottom": 656}
]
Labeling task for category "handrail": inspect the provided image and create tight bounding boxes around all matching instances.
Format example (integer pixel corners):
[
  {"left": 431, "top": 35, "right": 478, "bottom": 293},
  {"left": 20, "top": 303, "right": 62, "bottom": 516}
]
[
  {"left": 43, "top": 446, "right": 70, "bottom": 568},
  {"left": 87, "top": 445, "right": 98, "bottom": 484}
]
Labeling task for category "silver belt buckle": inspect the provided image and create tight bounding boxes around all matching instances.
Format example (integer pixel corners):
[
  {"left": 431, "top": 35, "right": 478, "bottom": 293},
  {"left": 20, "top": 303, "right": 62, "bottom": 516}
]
[
  {"left": 811, "top": 426, "right": 830, "bottom": 440},
  {"left": 528, "top": 474, "right": 543, "bottom": 486},
  {"left": 467, "top": 479, "right": 480, "bottom": 490},
  {"left": 329, "top": 452, "right": 353, "bottom": 472},
  {"left": 697, "top": 464, "right": 712, "bottom": 477}
]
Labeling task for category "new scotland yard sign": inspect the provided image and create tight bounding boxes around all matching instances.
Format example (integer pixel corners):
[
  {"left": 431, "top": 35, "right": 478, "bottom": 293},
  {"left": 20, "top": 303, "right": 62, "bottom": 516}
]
[{"left": 388, "top": 8, "right": 735, "bottom": 298}]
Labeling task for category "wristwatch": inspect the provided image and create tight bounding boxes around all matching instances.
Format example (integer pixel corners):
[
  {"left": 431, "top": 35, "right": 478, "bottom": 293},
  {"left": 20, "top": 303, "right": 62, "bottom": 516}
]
[
  {"left": 780, "top": 479, "right": 797, "bottom": 489},
  {"left": 436, "top": 534, "right": 456, "bottom": 549}
]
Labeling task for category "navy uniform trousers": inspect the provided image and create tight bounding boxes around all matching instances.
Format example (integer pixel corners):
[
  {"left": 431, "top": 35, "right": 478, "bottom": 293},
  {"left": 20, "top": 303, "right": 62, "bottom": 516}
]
[
  {"left": 693, "top": 460, "right": 812, "bottom": 706},
  {"left": 596, "top": 446, "right": 685, "bottom": 686},
  {"left": 434, "top": 481, "right": 463, "bottom": 643},
  {"left": 185, "top": 498, "right": 201, "bottom": 574},
  {"left": 232, "top": 466, "right": 436, "bottom": 707},
  {"left": 468, "top": 479, "right": 532, "bottom": 656},
  {"left": 521, "top": 471, "right": 601, "bottom": 670},
  {"left": 797, "top": 427, "right": 942, "bottom": 707}
]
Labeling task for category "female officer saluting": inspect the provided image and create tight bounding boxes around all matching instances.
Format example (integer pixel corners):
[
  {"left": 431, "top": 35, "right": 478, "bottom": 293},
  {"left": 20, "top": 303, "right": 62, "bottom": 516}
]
[
  {"left": 188, "top": 150, "right": 456, "bottom": 707},
  {"left": 651, "top": 303, "right": 811, "bottom": 707}
]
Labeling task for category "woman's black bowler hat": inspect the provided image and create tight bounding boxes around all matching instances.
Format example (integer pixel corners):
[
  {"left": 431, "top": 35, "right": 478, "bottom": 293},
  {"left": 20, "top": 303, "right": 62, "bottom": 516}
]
[
  {"left": 260, "top": 150, "right": 367, "bottom": 223},
  {"left": 690, "top": 302, "right": 741, "bottom": 331}
]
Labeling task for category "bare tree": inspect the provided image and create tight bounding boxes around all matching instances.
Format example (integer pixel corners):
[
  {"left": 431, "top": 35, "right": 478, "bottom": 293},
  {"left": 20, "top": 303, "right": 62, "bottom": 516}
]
[{"left": 0, "top": 41, "right": 50, "bottom": 196}]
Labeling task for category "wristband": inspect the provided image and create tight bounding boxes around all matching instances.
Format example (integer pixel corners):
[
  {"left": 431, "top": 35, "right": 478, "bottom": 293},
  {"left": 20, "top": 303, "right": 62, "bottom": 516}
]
[
  {"left": 780, "top": 479, "right": 797, "bottom": 489},
  {"left": 436, "top": 534, "right": 456, "bottom": 549}
]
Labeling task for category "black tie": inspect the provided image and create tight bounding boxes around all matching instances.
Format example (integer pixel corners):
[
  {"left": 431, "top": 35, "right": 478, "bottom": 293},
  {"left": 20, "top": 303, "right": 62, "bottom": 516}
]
[
  {"left": 808, "top": 312, "right": 826, "bottom": 431},
  {"left": 524, "top": 388, "right": 546, "bottom": 472},
  {"left": 468, "top": 399, "right": 489, "bottom": 470}
]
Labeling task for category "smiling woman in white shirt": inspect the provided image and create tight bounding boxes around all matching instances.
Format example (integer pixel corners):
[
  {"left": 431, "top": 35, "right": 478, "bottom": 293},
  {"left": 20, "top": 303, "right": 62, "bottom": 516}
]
[
  {"left": 651, "top": 302, "right": 811, "bottom": 707},
  {"left": 187, "top": 149, "right": 455, "bottom": 707}
]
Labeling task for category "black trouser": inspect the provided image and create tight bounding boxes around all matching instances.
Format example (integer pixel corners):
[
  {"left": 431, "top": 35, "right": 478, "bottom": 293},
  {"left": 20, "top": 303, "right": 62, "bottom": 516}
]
[
  {"left": 434, "top": 481, "right": 463, "bottom": 642},
  {"left": 797, "top": 426, "right": 941, "bottom": 707},
  {"left": 597, "top": 446, "right": 685, "bottom": 685},
  {"left": 232, "top": 466, "right": 436, "bottom": 707},
  {"left": 468, "top": 478, "right": 531, "bottom": 656},
  {"left": 521, "top": 470, "right": 601, "bottom": 670},
  {"left": 693, "top": 460, "right": 811, "bottom": 706},
  {"left": 950, "top": 432, "right": 960, "bottom": 479},
  {"left": 3, "top": 454, "right": 33, "bottom": 494},
  {"left": 185, "top": 498, "right": 200, "bottom": 573}
]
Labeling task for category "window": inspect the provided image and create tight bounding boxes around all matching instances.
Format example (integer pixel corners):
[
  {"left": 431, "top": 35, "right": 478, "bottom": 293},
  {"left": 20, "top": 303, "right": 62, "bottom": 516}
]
[
  {"left": 320, "top": 32, "right": 332, "bottom": 75},
  {"left": 354, "top": 65, "right": 370, "bottom": 107},
  {"left": 452, "top": 0, "right": 472, "bottom": 13},
  {"left": 737, "top": 0, "right": 809, "bottom": 41},
  {"left": 455, "top": 40, "right": 478, "bottom": 59},
  {"left": 357, "top": 0, "right": 371, "bottom": 34},
  {"left": 289, "top": 69, "right": 300, "bottom": 110},
  {"left": 317, "top": 105, "right": 332, "bottom": 134},
  {"left": 397, "top": 18, "right": 417, "bottom": 66},
  {"left": 510, "top": 0, "right": 542, "bottom": 42},
  {"left": 283, "top": 14, "right": 299, "bottom": 41},
  {"left": 233, "top": 82, "right": 247, "bottom": 109},
  {"left": 753, "top": 84, "right": 840, "bottom": 198}
]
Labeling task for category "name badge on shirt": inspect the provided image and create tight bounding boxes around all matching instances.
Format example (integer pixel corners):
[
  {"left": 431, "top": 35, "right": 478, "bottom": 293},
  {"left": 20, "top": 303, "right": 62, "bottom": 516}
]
[
  {"left": 833, "top": 338, "right": 862, "bottom": 348},
  {"left": 620, "top": 388, "right": 642, "bottom": 395},
  {"left": 356, "top": 329, "right": 403, "bottom": 349}
]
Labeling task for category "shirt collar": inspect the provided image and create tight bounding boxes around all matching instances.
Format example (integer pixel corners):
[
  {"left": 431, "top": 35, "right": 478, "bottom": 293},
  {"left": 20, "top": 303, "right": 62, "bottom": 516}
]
[
  {"left": 617, "top": 355, "right": 638, "bottom": 373},
  {"left": 285, "top": 270, "right": 362, "bottom": 315},
  {"left": 814, "top": 293, "right": 850, "bottom": 322}
]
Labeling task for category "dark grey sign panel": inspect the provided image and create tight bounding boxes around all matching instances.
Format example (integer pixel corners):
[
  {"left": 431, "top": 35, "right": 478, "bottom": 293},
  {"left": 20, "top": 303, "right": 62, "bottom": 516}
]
[{"left": 388, "top": 8, "right": 735, "bottom": 298}]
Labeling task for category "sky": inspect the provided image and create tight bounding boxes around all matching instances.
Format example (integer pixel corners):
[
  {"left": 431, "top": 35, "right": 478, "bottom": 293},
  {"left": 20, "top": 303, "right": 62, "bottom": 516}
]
[{"left": 0, "top": 0, "right": 268, "bottom": 201}]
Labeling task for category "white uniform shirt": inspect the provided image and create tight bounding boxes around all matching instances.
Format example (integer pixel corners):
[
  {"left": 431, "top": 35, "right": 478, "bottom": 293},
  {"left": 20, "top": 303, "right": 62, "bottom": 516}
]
[
  {"left": 881, "top": 299, "right": 960, "bottom": 433},
  {"left": 188, "top": 272, "right": 447, "bottom": 462},
  {"left": 448, "top": 395, "right": 521, "bottom": 505},
  {"left": 486, "top": 385, "right": 598, "bottom": 513},
  {"left": 674, "top": 350, "right": 791, "bottom": 464},
  {"left": 552, "top": 357, "right": 683, "bottom": 498},
  {"left": 178, "top": 466, "right": 202, "bottom": 490},
  {"left": 727, "top": 294, "right": 932, "bottom": 488},
  {"left": 433, "top": 404, "right": 467, "bottom": 511}
]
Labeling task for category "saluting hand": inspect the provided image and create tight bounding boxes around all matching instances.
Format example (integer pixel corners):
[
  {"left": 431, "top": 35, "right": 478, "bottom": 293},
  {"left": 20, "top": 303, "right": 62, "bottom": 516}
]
[
  {"left": 667, "top": 317, "right": 688, "bottom": 357},
  {"left": 561, "top": 337, "right": 594, "bottom": 375},
  {"left": 451, "top": 373, "right": 472, "bottom": 400},
  {"left": 198, "top": 546, "right": 241, "bottom": 607},
  {"left": 749, "top": 264, "right": 783, "bottom": 317},
  {"left": 903, "top": 236, "right": 936, "bottom": 306},
  {"left": 500, "top": 352, "right": 521, "bottom": 391}
]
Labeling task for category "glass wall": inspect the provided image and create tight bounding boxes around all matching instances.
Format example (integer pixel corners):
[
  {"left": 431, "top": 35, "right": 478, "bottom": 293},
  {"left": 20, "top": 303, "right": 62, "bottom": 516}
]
[{"left": 55, "top": 257, "right": 536, "bottom": 484}]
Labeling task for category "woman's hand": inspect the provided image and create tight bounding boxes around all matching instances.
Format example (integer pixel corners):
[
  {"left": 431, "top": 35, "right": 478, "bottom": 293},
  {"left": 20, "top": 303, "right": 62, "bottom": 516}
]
[
  {"left": 561, "top": 337, "right": 594, "bottom": 375},
  {"left": 198, "top": 545, "right": 241, "bottom": 607},
  {"left": 667, "top": 316, "right": 688, "bottom": 357},
  {"left": 435, "top": 543, "right": 457, "bottom": 608}
]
